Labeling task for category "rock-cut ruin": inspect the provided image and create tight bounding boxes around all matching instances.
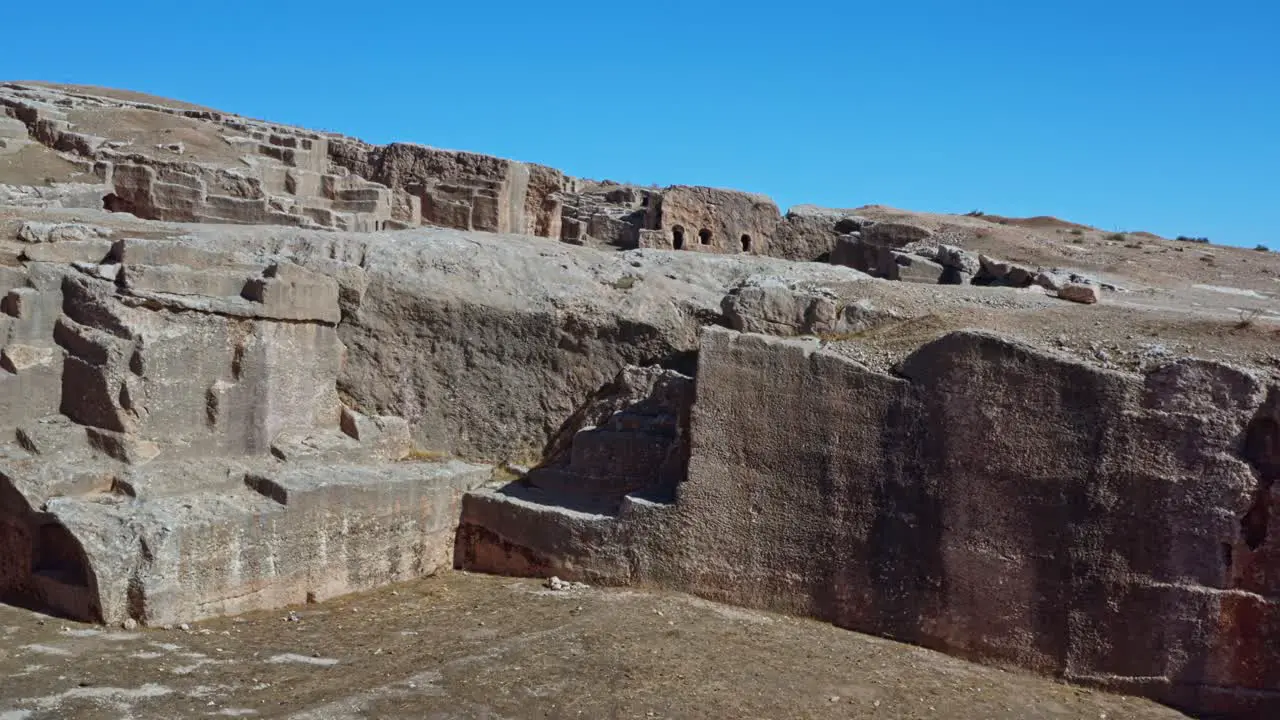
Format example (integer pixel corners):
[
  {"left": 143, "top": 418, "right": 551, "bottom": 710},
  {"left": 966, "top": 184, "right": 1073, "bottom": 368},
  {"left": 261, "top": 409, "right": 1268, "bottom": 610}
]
[{"left": 1, "top": 82, "right": 1278, "bottom": 718}]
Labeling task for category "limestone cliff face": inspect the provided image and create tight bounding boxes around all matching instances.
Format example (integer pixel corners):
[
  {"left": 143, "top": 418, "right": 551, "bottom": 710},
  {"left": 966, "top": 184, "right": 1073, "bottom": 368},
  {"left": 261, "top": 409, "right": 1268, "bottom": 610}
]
[
  {"left": 0, "top": 230, "right": 491, "bottom": 627},
  {"left": 174, "top": 224, "right": 868, "bottom": 460},
  {"left": 458, "top": 327, "right": 1280, "bottom": 717},
  {"left": 6, "top": 80, "right": 1280, "bottom": 719},
  {"left": 326, "top": 140, "right": 570, "bottom": 237},
  {"left": 0, "top": 83, "right": 858, "bottom": 262},
  {"left": 0, "top": 217, "right": 871, "bottom": 626}
]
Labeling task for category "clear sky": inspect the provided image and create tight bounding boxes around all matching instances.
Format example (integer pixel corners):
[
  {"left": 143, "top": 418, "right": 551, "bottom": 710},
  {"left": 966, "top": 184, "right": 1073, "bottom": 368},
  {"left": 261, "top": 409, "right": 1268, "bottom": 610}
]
[{"left": 3, "top": 1, "right": 1277, "bottom": 247}]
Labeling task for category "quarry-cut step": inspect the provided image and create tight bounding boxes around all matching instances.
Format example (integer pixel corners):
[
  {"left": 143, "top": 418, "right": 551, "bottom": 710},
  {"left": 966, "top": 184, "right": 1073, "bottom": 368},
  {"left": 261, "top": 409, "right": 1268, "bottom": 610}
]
[
  {"left": 3, "top": 457, "right": 490, "bottom": 627},
  {"left": 455, "top": 484, "right": 677, "bottom": 583},
  {"left": 6, "top": 78, "right": 1280, "bottom": 720}
]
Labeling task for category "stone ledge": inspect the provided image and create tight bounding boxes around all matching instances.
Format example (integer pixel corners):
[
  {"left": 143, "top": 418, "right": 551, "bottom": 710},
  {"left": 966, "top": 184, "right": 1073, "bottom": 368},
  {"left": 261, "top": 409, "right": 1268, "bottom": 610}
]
[{"left": 5, "top": 457, "right": 489, "bottom": 626}]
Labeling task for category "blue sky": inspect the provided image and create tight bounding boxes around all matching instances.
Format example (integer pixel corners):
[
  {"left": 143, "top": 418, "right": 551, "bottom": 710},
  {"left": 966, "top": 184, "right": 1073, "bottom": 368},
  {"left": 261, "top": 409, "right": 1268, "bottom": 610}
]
[{"left": 4, "top": 1, "right": 1277, "bottom": 246}]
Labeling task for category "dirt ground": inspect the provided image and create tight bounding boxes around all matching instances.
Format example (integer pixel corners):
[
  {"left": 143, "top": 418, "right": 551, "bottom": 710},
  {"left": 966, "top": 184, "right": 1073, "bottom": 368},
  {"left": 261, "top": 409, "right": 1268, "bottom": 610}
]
[
  {"left": 0, "top": 571, "right": 1187, "bottom": 720},
  {"left": 0, "top": 143, "right": 90, "bottom": 187},
  {"left": 65, "top": 107, "right": 252, "bottom": 167}
]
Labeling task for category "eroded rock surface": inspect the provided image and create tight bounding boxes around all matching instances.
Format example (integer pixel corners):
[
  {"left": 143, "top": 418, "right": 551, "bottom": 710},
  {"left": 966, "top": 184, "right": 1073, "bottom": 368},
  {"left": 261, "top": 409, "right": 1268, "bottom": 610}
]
[
  {"left": 458, "top": 327, "right": 1280, "bottom": 717},
  {"left": 4, "top": 81, "right": 1280, "bottom": 720},
  {"left": 0, "top": 83, "right": 871, "bottom": 262},
  {"left": 0, "top": 227, "right": 490, "bottom": 626},
  {"left": 165, "top": 223, "right": 869, "bottom": 459},
  {"left": 0, "top": 207, "right": 876, "bottom": 628}
]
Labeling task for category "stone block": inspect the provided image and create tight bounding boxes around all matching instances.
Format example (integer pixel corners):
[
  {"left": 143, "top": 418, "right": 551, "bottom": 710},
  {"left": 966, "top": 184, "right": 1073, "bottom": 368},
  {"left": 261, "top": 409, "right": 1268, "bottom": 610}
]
[
  {"left": 2, "top": 283, "right": 64, "bottom": 345},
  {"left": 20, "top": 239, "right": 114, "bottom": 264},
  {"left": 241, "top": 262, "right": 341, "bottom": 324},
  {"left": 121, "top": 263, "right": 255, "bottom": 297},
  {"left": 458, "top": 325, "right": 1277, "bottom": 717},
  {"left": 422, "top": 193, "right": 473, "bottom": 230},
  {"left": 1058, "top": 283, "right": 1100, "bottom": 304},
  {"left": 24, "top": 458, "right": 489, "bottom": 625},
  {"left": 269, "top": 428, "right": 361, "bottom": 463},
  {"left": 936, "top": 244, "right": 979, "bottom": 275},
  {"left": 111, "top": 238, "right": 241, "bottom": 269},
  {"left": 0, "top": 116, "right": 28, "bottom": 140},
  {"left": 14, "top": 416, "right": 92, "bottom": 457},
  {"left": 1034, "top": 271, "right": 1068, "bottom": 292},
  {"left": 85, "top": 427, "right": 161, "bottom": 465},
  {"left": 892, "top": 252, "right": 945, "bottom": 284},
  {"left": 298, "top": 258, "right": 367, "bottom": 319},
  {"left": 861, "top": 221, "right": 933, "bottom": 246},
  {"left": 60, "top": 354, "right": 135, "bottom": 434},
  {"left": 975, "top": 254, "right": 1037, "bottom": 287},
  {"left": 0, "top": 344, "right": 63, "bottom": 430},
  {"left": 0, "top": 344, "right": 54, "bottom": 374},
  {"left": 16, "top": 222, "right": 112, "bottom": 244},
  {"left": 339, "top": 407, "right": 412, "bottom": 461},
  {"left": 1, "top": 287, "right": 36, "bottom": 318},
  {"left": 0, "top": 266, "right": 27, "bottom": 293},
  {"left": 830, "top": 236, "right": 897, "bottom": 278}
]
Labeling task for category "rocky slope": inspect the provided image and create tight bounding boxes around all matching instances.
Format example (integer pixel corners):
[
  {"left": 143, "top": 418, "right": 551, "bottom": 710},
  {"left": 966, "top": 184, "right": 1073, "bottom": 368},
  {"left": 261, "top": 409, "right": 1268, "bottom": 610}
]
[{"left": 2, "top": 81, "right": 1279, "bottom": 718}]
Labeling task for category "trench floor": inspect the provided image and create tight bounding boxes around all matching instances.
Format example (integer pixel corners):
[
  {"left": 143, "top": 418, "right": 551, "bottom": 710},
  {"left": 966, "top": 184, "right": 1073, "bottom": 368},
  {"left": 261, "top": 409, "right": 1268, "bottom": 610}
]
[{"left": 0, "top": 571, "right": 1188, "bottom": 719}]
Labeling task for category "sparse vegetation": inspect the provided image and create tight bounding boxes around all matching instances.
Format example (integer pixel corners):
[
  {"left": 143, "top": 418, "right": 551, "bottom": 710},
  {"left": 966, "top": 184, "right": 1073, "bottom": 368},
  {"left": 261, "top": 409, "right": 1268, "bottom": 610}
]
[
  {"left": 1069, "top": 229, "right": 1084, "bottom": 236},
  {"left": 1106, "top": 232, "right": 1127, "bottom": 243},
  {"left": 1236, "top": 308, "right": 1263, "bottom": 330},
  {"left": 1255, "top": 244, "right": 1270, "bottom": 252},
  {"left": 610, "top": 275, "right": 638, "bottom": 290},
  {"left": 964, "top": 210, "right": 985, "bottom": 217},
  {"left": 816, "top": 329, "right": 872, "bottom": 344},
  {"left": 404, "top": 448, "right": 450, "bottom": 462},
  {"left": 491, "top": 464, "right": 524, "bottom": 483},
  {"left": 1176, "top": 235, "right": 1210, "bottom": 244}
]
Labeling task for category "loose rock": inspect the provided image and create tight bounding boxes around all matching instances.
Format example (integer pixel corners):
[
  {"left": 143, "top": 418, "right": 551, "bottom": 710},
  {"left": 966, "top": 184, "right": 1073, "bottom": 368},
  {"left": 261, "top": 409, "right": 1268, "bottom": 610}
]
[{"left": 1058, "top": 283, "right": 1101, "bottom": 304}]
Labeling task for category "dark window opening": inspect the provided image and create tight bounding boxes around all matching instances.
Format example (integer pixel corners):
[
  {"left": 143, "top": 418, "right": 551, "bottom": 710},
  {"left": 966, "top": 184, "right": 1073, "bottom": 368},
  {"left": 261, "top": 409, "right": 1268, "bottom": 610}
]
[
  {"left": 102, "top": 193, "right": 132, "bottom": 214},
  {"left": 32, "top": 522, "right": 91, "bottom": 586},
  {"left": 699, "top": 228, "right": 712, "bottom": 245},
  {"left": 672, "top": 225, "right": 685, "bottom": 250},
  {"left": 741, "top": 234, "right": 752, "bottom": 252}
]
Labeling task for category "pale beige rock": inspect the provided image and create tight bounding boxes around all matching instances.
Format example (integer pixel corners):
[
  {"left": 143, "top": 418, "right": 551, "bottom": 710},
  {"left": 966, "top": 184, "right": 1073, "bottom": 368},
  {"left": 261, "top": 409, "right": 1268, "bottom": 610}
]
[
  {"left": 120, "top": 263, "right": 256, "bottom": 296},
  {"left": 339, "top": 407, "right": 412, "bottom": 461},
  {"left": 240, "top": 262, "right": 342, "bottom": 324},
  {"left": 4, "top": 81, "right": 1280, "bottom": 720},
  {"left": 0, "top": 343, "right": 53, "bottom": 373},
  {"left": 19, "top": 238, "right": 113, "bottom": 263},
  {"left": 16, "top": 221, "right": 112, "bottom": 243},
  {"left": 720, "top": 275, "right": 872, "bottom": 336}
]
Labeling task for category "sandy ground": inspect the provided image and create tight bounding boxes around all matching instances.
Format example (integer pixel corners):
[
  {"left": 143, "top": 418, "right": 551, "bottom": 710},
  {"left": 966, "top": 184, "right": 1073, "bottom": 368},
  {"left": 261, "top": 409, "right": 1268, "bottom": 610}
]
[
  {"left": 0, "top": 143, "right": 91, "bottom": 187},
  {"left": 0, "top": 571, "right": 1188, "bottom": 720},
  {"left": 65, "top": 107, "right": 251, "bottom": 167}
]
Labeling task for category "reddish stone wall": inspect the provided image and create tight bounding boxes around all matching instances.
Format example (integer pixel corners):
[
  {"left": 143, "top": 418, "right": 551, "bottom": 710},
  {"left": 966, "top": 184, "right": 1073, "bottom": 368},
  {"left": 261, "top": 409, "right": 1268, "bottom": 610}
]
[{"left": 458, "top": 327, "right": 1280, "bottom": 717}]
